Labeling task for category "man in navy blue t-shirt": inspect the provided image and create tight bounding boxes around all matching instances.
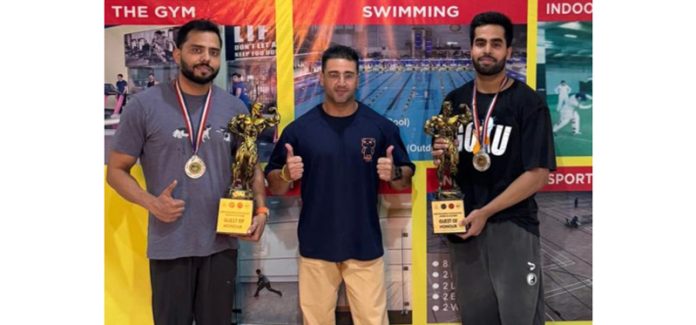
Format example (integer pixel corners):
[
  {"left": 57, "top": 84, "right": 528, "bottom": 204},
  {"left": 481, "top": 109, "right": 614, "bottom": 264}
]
[
  {"left": 116, "top": 73, "right": 128, "bottom": 107},
  {"left": 265, "top": 45, "right": 415, "bottom": 325}
]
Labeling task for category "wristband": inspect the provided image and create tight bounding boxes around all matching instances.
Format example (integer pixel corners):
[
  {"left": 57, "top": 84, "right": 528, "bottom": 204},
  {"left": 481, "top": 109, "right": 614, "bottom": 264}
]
[
  {"left": 255, "top": 207, "right": 269, "bottom": 218},
  {"left": 391, "top": 165, "right": 403, "bottom": 181}
]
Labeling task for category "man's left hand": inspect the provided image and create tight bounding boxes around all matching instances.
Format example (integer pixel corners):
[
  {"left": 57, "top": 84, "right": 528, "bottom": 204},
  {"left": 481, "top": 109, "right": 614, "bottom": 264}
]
[{"left": 377, "top": 145, "right": 396, "bottom": 181}]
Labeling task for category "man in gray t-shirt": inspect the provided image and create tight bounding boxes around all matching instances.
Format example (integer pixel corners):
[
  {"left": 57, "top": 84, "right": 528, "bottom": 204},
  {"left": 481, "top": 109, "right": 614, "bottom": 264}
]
[{"left": 106, "top": 19, "right": 269, "bottom": 325}]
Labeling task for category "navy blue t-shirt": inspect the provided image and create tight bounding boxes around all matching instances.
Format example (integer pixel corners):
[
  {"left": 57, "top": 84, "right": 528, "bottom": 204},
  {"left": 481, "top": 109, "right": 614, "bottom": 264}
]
[
  {"left": 116, "top": 80, "right": 127, "bottom": 94},
  {"left": 265, "top": 103, "right": 415, "bottom": 262}
]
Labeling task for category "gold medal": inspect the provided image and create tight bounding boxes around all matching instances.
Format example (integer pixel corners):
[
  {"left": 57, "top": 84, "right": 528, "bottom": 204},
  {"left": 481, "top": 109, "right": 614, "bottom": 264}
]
[
  {"left": 174, "top": 80, "right": 213, "bottom": 180},
  {"left": 185, "top": 155, "right": 206, "bottom": 179},
  {"left": 470, "top": 77, "right": 506, "bottom": 173},
  {"left": 473, "top": 152, "right": 491, "bottom": 172}
]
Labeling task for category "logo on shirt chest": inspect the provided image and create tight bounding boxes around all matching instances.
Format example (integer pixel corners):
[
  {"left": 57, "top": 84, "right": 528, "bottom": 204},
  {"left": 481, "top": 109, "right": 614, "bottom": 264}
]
[
  {"left": 172, "top": 126, "right": 212, "bottom": 140},
  {"left": 458, "top": 119, "right": 513, "bottom": 156},
  {"left": 361, "top": 138, "right": 376, "bottom": 162},
  {"left": 171, "top": 125, "right": 227, "bottom": 142}
]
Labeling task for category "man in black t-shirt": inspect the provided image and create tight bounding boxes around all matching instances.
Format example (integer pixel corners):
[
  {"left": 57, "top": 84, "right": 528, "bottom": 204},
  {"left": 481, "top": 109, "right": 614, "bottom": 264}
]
[
  {"left": 146, "top": 73, "right": 158, "bottom": 88},
  {"left": 431, "top": 12, "right": 556, "bottom": 325}
]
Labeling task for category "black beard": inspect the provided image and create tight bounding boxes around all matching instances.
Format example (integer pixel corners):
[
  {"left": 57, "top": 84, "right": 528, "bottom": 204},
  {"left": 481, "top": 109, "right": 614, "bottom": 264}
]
[
  {"left": 180, "top": 61, "right": 219, "bottom": 85},
  {"left": 472, "top": 57, "right": 506, "bottom": 76}
]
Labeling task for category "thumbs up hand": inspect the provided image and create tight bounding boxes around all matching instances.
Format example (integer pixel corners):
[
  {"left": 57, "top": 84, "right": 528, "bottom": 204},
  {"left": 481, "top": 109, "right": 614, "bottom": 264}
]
[
  {"left": 283, "top": 143, "right": 304, "bottom": 181},
  {"left": 150, "top": 180, "right": 186, "bottom": 223},
  {"left": 377, "top": 145, "right": 396, "bottom": 181}
]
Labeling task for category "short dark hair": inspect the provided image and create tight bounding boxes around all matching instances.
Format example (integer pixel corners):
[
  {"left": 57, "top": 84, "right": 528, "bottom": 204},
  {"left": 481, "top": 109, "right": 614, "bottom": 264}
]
[
  {"left": 117, "top": 74, "right": 123, "bottom": 78},
  {"left": 231, "top": 72, "right": 241, "bottom": 78},
  {"left": 321, "top": 45, "right": 360, "bottom": 73},
  {"left": 470, "top": 11, "right": 514, "bottom": 48},
  {"left": 175, "top": 19, "right": 222, "bottom": 49}
]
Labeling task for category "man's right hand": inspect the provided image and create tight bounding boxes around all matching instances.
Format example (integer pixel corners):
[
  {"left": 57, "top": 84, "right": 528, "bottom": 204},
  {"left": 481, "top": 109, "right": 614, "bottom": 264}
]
[
  {"left": 149, "top": 180, "right": 185, "bottom": 223},
  {"left": 431, "top": 138, "right": 450, "bottom": 167},
  {"left": 284, "top": 143, "right": 304, "bottom": 181}
]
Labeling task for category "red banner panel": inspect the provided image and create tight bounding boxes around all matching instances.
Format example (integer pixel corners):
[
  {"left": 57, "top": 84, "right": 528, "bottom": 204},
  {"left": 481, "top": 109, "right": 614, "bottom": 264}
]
[
  {"left": 539, "top": 0, "right": 592, "bottom": 22},
  {"left": 105, "top": 0, "right": 275, "bottom": 25},
  {"left": 426, "top": 167, "right": 592, "bottom": 193},
  {"left": 294, "top": 0, "right": 527, "bottom": 27},
  {"left": 542, "top": 166, "right": 593, "bottom": 192}
]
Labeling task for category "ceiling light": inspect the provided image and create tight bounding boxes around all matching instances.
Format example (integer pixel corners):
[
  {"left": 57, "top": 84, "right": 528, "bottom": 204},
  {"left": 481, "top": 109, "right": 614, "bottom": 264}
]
[{"left": 559, "top": 22, "right": 582, "bottom": 30}]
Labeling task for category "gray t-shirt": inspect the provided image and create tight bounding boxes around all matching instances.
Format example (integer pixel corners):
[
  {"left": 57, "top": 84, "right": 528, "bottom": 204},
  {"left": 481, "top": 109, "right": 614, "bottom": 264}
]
[{"left": 112, "top": 80, "right": 248, "bottom": 259}]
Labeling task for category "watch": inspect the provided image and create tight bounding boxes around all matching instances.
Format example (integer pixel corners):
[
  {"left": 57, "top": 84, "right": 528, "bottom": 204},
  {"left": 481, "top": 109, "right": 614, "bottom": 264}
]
[{"left": 391, "top": 165, "right": 403, "bottom": 181}]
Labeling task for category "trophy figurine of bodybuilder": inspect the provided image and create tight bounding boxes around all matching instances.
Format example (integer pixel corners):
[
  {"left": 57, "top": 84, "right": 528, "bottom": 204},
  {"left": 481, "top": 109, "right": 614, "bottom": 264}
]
[
  {"left": 424, "top": 101, "right": 472, "bottom": 234},
  {"left": 216, "top": 102, "right": 280, "bottom": 234}
]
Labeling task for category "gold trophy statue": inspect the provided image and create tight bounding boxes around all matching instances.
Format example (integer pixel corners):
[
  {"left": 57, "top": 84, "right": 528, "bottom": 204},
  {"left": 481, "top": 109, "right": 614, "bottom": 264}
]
[
  {"left": 424, "top": 101, "right": 472, "bottom": 234},
  {"left": 216, "top": 102, "right": 280, "bottom": 234}
]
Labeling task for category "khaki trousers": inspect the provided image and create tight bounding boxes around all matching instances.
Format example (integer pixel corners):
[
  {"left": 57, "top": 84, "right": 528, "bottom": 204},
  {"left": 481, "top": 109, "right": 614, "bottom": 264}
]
[{"left": 298, "top": 256, "right": 389, "bottom": 325}]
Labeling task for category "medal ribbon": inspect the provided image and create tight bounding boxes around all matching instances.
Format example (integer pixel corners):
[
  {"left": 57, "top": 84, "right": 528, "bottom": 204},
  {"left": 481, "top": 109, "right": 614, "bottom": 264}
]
[
  {"left": 471, "top": 76, "right": 508, "bottom": 154},
  {"left": 174, "top": 80, "right": 213, "bottom": 154}
]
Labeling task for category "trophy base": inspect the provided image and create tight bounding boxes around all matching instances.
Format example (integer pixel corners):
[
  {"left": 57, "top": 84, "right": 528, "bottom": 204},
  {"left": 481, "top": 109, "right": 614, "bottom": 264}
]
[
  {"left": 432, "top": 190, "right": 466, "bottom": 234},
  {"left": 217, "top": 189, "right": 253, "bottom": 234},
  {"left": 436, "top": 190, "right": 462, "bottom": 200},
  {"left": 228, "top": 188, "right": 253, "bottom": 199}
]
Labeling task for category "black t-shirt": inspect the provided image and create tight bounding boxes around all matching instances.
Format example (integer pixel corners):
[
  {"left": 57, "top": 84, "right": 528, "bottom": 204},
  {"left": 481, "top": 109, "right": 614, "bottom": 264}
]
[{"left": 442, "top": 79, "right": 556, "bottom": 236}]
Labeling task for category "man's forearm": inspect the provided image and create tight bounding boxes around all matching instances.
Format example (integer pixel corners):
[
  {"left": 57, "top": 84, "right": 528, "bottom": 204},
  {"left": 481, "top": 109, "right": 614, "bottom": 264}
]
[
  {"left": 107, "top": 167, "right": 156, "bottom": 211},
  {"left": 266, "top": 169, "right": 293, "bottom": 195},
  {"left": 479, "top": 168, "right": 549, "bottom": 217},
  {"left": 252, "top": 165, "right": 267, "bottom": 208}
]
